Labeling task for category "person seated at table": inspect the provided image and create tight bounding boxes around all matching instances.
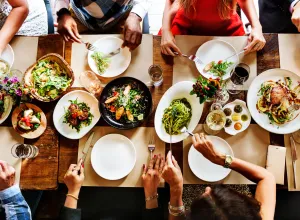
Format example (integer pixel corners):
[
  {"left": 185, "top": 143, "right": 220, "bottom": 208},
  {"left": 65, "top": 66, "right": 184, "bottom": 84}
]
[
  {"left": 0, "top": 0, "right": 51, "bottom": 55},
  {"left": 0, "top": 160, "right": 32, "bottom": 220},
  {"left": 161, "top": 133, "right": 276, "bottom": 219},
  {"left": 160, "top": 0, "right": 266, "bottom": 56},
  {"left": 259, "top": 0, "right": 300, "bottom": 33},
  {"left": 56, "top": 0, "right": 151, "bottom": 51}
]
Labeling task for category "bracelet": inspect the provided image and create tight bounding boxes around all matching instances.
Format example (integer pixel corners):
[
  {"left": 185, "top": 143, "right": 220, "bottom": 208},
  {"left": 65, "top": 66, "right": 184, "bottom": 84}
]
[
  {"left": 145, "top": 193, "right": 158, "bottom": 202},
  {"left": 168, "top": 202, "right": 185, "bottom": 217},
  {"left": 66, "top": 193, "right": 79, "bottom": 200},
  {"left": 168, "top": 202, "right": 185, "bottom": 211},
  {"left": 168, "top": 208, "right": 185, "bottom": 217},
  {"left": 57, "top": 8, "right": 71, "bottom": 21}
]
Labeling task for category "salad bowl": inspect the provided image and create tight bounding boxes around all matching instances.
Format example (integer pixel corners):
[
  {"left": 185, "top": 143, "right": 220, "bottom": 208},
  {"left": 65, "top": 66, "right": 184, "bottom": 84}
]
[{"left": 24, "top": 53, "right": 74, "bottom": 102}]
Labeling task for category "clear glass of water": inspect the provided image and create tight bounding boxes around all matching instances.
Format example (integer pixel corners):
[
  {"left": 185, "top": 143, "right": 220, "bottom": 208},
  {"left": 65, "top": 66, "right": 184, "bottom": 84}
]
[
  {"left": 148, "top": 65, "right": 163, "bottom": 87},
  {"left": 79, "top": 71, "right": 103, "bottom": 97},
  {"left": 203, "top": 110, "right": 226, "bottom": 135},
  {"left": 11, "top": 144, "right": 39, "bottom": 159},
  {"left": 226, "top": 63, "right": 250, "bottom": 95}
]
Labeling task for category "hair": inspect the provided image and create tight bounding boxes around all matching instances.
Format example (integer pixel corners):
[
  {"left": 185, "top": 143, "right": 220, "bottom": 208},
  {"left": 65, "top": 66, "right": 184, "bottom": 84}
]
[
  {"left": 179, "top": 0, "right": 237, "bottom": 19},
  {"left": 187, "top": 185, "right": 262, "bottom": 220}
]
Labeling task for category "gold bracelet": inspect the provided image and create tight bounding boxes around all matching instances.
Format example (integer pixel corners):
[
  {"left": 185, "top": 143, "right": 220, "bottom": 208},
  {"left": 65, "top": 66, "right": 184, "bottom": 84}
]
[
  {"left": 145, "top": 193, "right": 159, "bottom": 202},
  {"left": 66, "top": 194, "right": 79, "bottom": 200}
]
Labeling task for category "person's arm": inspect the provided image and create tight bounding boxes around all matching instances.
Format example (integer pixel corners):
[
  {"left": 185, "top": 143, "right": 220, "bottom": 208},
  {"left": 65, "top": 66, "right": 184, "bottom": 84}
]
[
  {"left": 291, "top": 0, "right": 300, "bottom": 31},
  {"left": 0, "top": 160, "right": 31, "bottom": 219},
  {"left": 192, "top": 133, "right": 276, "bottom": 220},
  {"left": 0, "top": 0, "right": 29, "bottom": 55},
  {"left": 60, "top": 160, "right": 84, "bottom": 220},
  {"left": 238, "top": 0, "right": 266, "bottom": 52}
]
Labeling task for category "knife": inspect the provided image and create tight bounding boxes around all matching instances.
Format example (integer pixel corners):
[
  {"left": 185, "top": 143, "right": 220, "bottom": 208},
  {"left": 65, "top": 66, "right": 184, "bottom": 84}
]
[
  {"left": 290, "top": 136, "right": 298, "bottom": 189},
  {"left": 81, "top": 131, "right": 95, "bottom": 163}
]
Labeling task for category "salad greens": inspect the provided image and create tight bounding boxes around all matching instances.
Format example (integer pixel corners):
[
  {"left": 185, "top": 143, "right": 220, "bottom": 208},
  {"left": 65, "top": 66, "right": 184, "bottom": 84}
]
[
  {"left": 207, "top": 60, "right": 233, "bottom": 77},
  {"left": 91, "top": 52, "right": 110, "bottom": 74},
  {"left": 32, "top": 60, "right": 72, "bottom": 100}
]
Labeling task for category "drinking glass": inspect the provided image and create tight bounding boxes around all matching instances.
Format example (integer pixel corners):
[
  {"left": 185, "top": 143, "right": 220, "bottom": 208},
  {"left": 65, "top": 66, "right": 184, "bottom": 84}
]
[
  {"left": 79, "top": 71, "right": 103, "bottom": 97},
  {"left": 203, "top": 110, "right": 226, "bottom": 135},
  {"left": 11, "top": 144, "right": 39, "bottom": 159},
  {"left": 226, "top": 63, "right": 250, "bottom": 95},
  {"left": 148, "top": 64, "right": 163, "bottom": 87}
]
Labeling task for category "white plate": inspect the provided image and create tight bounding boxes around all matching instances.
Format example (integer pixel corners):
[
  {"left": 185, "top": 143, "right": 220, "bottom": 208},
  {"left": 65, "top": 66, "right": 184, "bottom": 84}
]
[
  {"left": 247, "top": 68, "right": 300, "bottom": 134},
  {"left": 0, "top": 96, "right": 12, "bottom": 125},
  {"left": 195, "top": 40, "right": 239, "bottom": 80},
  {"left": 1, "top": 44, "right": 14, "bottom": 67},
  {"left": 91, "top": 134, "right": 136, "bottom": 180},
  {"left": 88, "top": 37, "right": 131, "bottom": 78},
  {"left": 188, "top": 136, "right": 233, "bottom": 182},
  {"left": 223, "top": 99, "right": 251, "bottom": 135},
  {"left": 53, "top": 90, "right": 101, "bottom": 139},
  {"left": 154, "top": 81, "right": 204, "bottom": 143}
]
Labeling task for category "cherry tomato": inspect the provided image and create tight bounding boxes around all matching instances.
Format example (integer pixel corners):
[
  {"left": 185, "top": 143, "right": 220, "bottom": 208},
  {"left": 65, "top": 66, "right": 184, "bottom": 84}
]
[
  {"left": 71, "top": 113, "right": 78, "bottom": 119},
  {"left": 113, "top": 91, "right": 119, "bottom": 96},
  {"left": 110, "top": 106, "right": 116, "bottom": 112},
  {"left": 218, "top": 60, "right": 222, "bottom": 64},
  {"left": 21, "top": 117, "right": 31, "bottom": 126}
]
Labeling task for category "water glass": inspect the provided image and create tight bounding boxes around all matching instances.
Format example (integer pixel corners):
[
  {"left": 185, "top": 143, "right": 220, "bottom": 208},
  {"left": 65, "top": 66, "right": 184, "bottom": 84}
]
[
  {"left": 226, "top": 63, "right": 250, "bottom": 95},
  {"left": 203, "top": 110, "right": 226, "bottom": 135},
  {"left": 79, "top": 71, "right": 103, "bottom": 97},
  {"left": 11, "top": 144, "right": 39, "bottom": 159},
  {"left": 148, "top": 65, "right": 163, "bottom": 87}
]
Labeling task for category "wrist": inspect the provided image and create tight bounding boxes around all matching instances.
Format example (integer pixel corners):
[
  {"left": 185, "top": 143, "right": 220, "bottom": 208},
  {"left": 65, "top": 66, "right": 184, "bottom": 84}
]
[
  {"left": 129, "top": 12, "right": 142, "bottom": 22},
  {"left": 170, "top": 185, "right": 183, "bottom": 199},
  {"left": 215, "top": 154, "right": 226, "bottom": 166},
  {"left": 57, "top": 8, "right": 71, "bottom": 22},
  {"left": 67, "top": 189, "right": 80, "bottom": 198},
  {"left": 144, "top": 190, "right": 157, "bottom": 198},
  {"left": 146, "top": 199, "right": 158, "bottom": 209},
  {"left": 251, "top": 23, "right": 262, "bottom": 30}
]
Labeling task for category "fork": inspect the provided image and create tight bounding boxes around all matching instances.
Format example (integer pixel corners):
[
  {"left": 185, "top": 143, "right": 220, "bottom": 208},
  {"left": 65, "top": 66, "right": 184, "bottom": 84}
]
[
  {"left": 174, "top": 52, "right": 203, "bottom": 65},
  {"left": 82, "top": 41, "right": 100, "bottom": 52},
  {"left": 148, "top": 137, "right": 155, "bottom": 159},
  {"left": 102, "top": 48, "right": 121, "bottom": 58}
]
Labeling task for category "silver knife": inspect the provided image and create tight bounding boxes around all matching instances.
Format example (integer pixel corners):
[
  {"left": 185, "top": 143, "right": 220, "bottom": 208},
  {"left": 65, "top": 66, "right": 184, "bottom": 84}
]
[
  {"left": 290, "top": 136, "right": 298, "bottom": 189},
  {"left": 81, "top": 131, "right": 95, "bottom": 163}
]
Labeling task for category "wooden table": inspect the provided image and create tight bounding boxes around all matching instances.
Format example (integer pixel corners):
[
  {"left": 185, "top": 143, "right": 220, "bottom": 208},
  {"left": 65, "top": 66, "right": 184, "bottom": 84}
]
[{"left": 1, "top": 34, "right": 285, "bottom": 190}]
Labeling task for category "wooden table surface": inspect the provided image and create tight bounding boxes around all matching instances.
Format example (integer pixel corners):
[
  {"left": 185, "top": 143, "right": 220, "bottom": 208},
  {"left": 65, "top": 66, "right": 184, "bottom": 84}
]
[{"left": 1, "top": 34, "right": 285, "bottom": 190}]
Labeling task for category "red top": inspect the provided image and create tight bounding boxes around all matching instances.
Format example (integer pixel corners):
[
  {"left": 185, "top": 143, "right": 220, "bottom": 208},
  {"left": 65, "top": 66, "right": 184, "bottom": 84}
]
[{"left": 159, "top": 0, "right": 245, "bottom": 36}]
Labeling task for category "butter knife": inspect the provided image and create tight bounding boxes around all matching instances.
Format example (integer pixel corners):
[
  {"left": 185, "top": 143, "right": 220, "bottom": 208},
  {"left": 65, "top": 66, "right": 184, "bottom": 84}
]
[
  {"left": 81, "top": 131, "right": 95, "bottom": 163},
  {"left": 290, "top": 136, "right": 298, "bottom": 189}
]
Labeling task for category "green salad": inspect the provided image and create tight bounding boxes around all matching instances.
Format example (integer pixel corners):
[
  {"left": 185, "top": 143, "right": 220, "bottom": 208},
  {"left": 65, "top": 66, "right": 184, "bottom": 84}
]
[
  {"left": 91, "top": 52, "right": 110, "bottom": 74},
  {"left": 32, "top": 60, "right": 72, "bottom": 100},
  {"left": 205, "top": 60, "right": 233, "bottom": 77}
]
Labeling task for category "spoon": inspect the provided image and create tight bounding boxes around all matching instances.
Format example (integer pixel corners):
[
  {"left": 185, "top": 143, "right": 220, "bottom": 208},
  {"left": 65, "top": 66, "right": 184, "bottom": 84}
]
[{"left": 180, "top": 127, "right": 194, "bottom": 136}]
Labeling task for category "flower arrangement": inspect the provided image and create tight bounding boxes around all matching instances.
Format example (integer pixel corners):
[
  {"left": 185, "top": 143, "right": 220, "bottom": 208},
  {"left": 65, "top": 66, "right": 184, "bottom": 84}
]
[{"left": 0, "top": 76, "right": 23, "bottom": 105}]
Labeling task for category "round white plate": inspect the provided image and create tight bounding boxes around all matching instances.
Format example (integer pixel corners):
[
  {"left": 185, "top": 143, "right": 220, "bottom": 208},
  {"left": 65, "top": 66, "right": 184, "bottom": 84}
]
[
  {"left": 88, "top": 37, "right": 131, "bottom": 78},
  {"left": 1, "top": 44, "right": 14, "bottom": 68},
  {"left": 0, "top": 96, "right": 12, "bottom": 125},
  {"left": 188, "top": 136, "right": 233, "bottom": 182},
  {"left": 247, "top": 68, "right": 300, "bottom": 134},
  {"left": 195, "top": 40, "right": 238, "bottom": 80},
  {"left": 223, "top": 99, "right": 251, "bottom": 135},
  {"left": 154, "top": 81, "right": 204, "bottom": 143},
  {"left": 91, "top": 134, "right": 136, "bottom": 180},
  {"left": 53, "top": 90, "right": 101, "bottom": 139}
]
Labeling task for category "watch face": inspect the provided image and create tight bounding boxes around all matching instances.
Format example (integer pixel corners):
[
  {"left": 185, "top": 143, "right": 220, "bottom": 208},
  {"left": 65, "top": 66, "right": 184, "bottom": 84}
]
[{"left": 226, "top": 155, "right": 233, "bottom": 164}]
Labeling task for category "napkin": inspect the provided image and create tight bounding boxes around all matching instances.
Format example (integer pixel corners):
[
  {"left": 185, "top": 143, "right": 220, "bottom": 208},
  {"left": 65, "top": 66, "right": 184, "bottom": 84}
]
[
  {"left": 183, "top": 124, "right": 269, "bottom": 184},
  {"left": 0, "top": 127, "right": 23, "bottom": 185},
  {"left": 78, "top": 126, "right": 165, "bottom": 187},
  {"left": 71, "top": 34, "right": 153, "bottom": 87},
  {"left": 173, "top": 35, "right": 257, "bottom": 89}
]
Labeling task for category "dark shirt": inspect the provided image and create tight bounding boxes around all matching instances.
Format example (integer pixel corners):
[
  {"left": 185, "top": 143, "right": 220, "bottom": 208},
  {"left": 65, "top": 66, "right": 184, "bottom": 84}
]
[{"left": 259, "top": 0, "right": 298, "bottom": 33}]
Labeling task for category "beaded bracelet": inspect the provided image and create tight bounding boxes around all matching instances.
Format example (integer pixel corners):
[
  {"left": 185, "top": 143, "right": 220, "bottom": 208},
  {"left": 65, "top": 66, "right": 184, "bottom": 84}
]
[{"left": 145, "top": 193, "right": 159, "bottom": 202}]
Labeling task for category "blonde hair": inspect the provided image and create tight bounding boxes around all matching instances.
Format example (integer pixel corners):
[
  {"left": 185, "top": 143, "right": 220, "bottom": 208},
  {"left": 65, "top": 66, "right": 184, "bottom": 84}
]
[{"left": 180, "top": 0, "right": 237, "bottom": 19}]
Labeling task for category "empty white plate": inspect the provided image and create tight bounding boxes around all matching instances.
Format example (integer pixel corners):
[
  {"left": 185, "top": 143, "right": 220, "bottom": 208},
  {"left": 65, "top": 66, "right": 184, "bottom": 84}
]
[
  {"left": 188, "top": 136, "right": 234, "bottom": 182},
  {"left": 1, "top": 44, "right": 14, "bottom": 68},
  {"left": 53, "top": 90, "right": 101, "bottom": 139},
  {"left": 88, "top": 37, "right": 131, "bottom": 78},
  {"left": 195, "top": 40, "right": 238, "bottom": 80},
  {"left": 91, "top": 134, "right": 136, "bottom": 180}
]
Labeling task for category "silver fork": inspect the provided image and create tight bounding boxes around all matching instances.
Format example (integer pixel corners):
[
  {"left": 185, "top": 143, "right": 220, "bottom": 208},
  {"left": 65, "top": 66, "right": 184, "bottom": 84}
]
[
  {"left": 174, "top": 52, "right": 203, "bottom": 65},
  {"left": 148, "top": 136, "right": 155, "bottom": 159},
  {"left": 103, "top": 48, "right": 121, "bottom": 58},
  {"left": 82, "top": 41, "right": 100, "bottom": 52}
]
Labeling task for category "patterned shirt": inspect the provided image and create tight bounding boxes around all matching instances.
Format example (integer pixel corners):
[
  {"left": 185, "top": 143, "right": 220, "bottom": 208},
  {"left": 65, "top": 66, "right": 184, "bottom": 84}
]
[
  {"left": 71, "top": 0, "right": 151, "bottom": 30},
  {"left": 0, "top": 185, "right": 31, "bottom": 220}
]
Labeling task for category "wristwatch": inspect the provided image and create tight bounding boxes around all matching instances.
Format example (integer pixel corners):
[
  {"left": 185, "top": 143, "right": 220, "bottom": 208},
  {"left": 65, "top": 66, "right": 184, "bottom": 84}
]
[{"left": 224, "top": 155, "right": 233, "bottom": 168}]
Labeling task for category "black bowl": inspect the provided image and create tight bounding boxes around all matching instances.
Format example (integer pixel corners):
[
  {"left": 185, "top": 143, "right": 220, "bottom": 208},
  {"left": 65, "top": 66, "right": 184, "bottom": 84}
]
[{"left": 99, "top": 77, "right": 153, "bottom": 129}]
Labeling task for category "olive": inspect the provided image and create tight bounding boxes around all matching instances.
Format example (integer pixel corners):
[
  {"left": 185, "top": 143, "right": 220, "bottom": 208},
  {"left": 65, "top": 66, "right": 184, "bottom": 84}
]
[
  {"left": 225, "top": 118, "right": 232, "bottom": 127},
  {"left": 223, "top": 108, "right": 232, "bottom": 116},
  {"left": 234, "top": 104, "right": 243, "bottom": 113}
]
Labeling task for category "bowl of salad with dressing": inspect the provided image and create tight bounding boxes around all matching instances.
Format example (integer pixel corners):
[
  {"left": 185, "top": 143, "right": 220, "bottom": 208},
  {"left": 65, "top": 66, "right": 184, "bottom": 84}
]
[{"left": 24, "top": 53, "right": 74, "bottom": 102}]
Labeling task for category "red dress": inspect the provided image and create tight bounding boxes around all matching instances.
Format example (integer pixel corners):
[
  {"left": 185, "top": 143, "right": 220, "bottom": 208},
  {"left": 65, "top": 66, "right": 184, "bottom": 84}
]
[{"left": 159, "top": 0, "right": 245, "bottom": 36}]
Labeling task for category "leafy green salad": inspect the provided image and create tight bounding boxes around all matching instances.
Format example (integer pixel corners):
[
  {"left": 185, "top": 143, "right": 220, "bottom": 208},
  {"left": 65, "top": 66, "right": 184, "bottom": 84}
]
[
  {"left": 205, "top": 60, "right": 233, "bottom": 77},
  {"left": 91, "top": 52, "right": 110, "bottom": 74},
  {"left": 32, "top": 60, "right": 72, "bottom": 100}
]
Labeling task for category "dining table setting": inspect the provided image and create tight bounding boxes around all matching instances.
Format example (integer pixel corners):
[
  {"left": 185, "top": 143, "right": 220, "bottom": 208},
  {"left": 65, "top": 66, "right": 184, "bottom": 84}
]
[{"left": 1, "top": 33, "right": 300, "bottom": 193}]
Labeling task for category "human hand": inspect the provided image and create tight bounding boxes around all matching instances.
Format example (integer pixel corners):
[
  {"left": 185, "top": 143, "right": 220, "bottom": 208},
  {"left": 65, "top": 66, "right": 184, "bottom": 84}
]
[
  {"left": 122, "top": 13, "right": 142, "bottom": 51},
  {"left": 162, "top": 151, "right": 183, "bottom": 196},
  {"left": 292, "top": 3, "right": 300, "bottom": 32},
  {"left": 192, "top": 133, "right": 224, "bottom": 165},
  {"left": 161, "top": 29, "right": 182, "bottom": 56},
  {"left": 56, "top": 14, "right": 81, "bottom": 43},
  {"left": 64, "top": 159, "right": 84, "bottom": 197},
  {"left": 244, "top": 26, "right": 266, "bottom": 53},
  {"left": 0, "top": 160, "right": 16, "bottom": 191},
  {"left": 142, "top": 154, "right": 164, "bottom": 198}
]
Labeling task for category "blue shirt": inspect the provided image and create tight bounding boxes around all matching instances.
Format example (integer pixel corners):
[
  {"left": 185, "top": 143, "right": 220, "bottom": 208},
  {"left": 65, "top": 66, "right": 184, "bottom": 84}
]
[{"left": 0, "top": 185, "right": 31, "bottom": 220}]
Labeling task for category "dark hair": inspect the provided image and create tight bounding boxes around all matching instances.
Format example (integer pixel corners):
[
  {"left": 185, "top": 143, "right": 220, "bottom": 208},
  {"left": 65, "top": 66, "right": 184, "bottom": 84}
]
[{"left": 188, "top": 185, "right": 262, "bottom": 220}]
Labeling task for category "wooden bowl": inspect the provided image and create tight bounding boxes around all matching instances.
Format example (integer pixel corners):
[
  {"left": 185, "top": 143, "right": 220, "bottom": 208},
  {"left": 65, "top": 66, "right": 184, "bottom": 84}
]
[
  {"left": 11, "top": 103, "right": 47, "bottom": 139},
  {"left": 24, "top": 53, "right": 74, "bottom": 102}
]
